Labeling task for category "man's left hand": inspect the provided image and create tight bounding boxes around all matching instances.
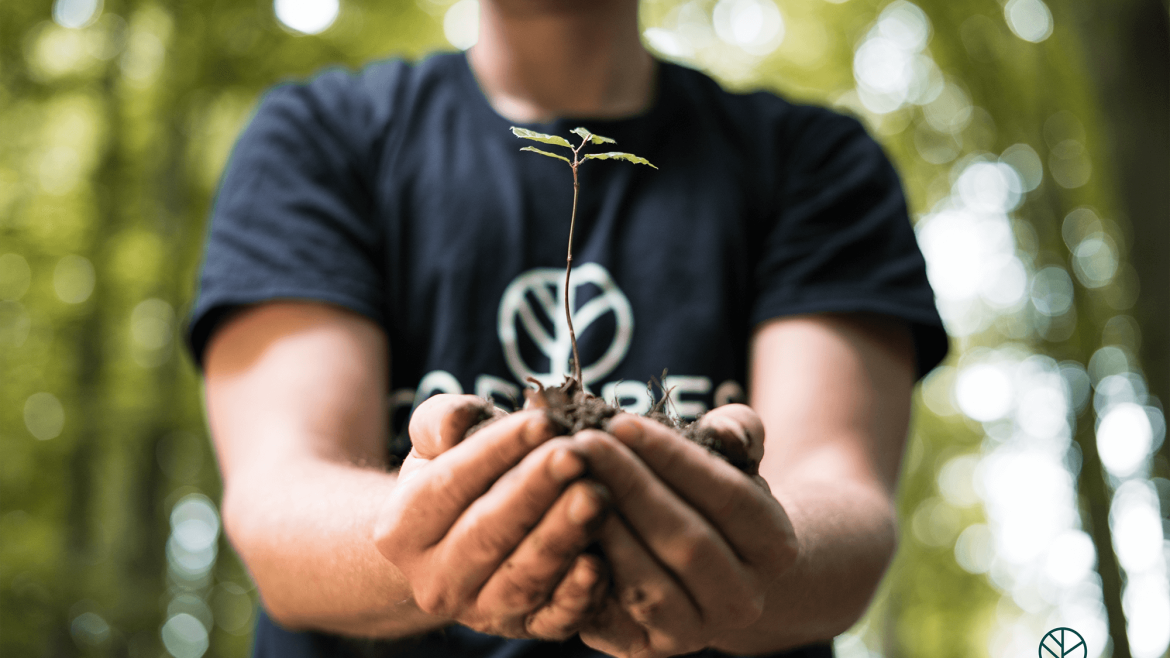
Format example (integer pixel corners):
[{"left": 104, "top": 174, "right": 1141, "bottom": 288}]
[{"left": 572, "top": 405, "right": 799, "bottom": 658}]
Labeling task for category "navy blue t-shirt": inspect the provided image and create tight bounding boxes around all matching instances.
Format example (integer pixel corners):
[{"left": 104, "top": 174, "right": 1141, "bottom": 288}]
[{"left": 187, "top": 51, "right": 946, "bottom": 658}]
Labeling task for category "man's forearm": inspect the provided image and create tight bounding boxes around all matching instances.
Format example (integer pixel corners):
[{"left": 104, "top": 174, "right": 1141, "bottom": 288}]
[
  {"left": 714, "top": 314, "right": 913, "bottom": 654},
  {"left": 222, "top": 456, "right": 449, "bottom": 638},
  {"left": 711, "top": 477, "right": 897, "bottom": 654}
]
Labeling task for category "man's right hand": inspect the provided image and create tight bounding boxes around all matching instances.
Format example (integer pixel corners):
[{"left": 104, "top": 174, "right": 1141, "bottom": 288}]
[{"left": 374, "top": 394, "right": 611, "bottom": 640}]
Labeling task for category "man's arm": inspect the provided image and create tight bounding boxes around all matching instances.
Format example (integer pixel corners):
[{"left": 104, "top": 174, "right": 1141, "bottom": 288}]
[
  {"left": 716, "top": 313, "right": 914, "bottom": 651},
  {"left": 572, "top": 313, "right": 915, "bottom": 656},
  {"left": 204, "top": 302, "right": 609, "bottom": 639}
]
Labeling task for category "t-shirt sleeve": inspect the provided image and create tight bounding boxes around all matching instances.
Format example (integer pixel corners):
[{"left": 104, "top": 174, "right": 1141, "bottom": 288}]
[
  {"left": 185, "top": 69, "right": 388, "bottom": 370},
  {"left": 751, "top": 106, "right": 948, "bottom": 378}
]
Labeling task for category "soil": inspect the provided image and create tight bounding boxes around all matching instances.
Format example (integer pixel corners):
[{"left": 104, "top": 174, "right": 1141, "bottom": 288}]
[{"left": 469, "top": 376, "right": 757, "bottom": 476}]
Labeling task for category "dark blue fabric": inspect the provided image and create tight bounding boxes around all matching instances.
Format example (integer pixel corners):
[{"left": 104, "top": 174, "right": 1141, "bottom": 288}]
[
  {"left": 187, "top": 51, "right": 947, "bottom": 658},
  {"left": 254, "top": 609, "right": 835, "bottom": 658},
  {"left": 187, "top": 52, "right": 946, "bottom": 388}
]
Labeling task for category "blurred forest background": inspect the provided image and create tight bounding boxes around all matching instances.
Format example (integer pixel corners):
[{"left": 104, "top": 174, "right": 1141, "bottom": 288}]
[{"left": 0, "top": 0, "right": 1167, "bottom": 656}]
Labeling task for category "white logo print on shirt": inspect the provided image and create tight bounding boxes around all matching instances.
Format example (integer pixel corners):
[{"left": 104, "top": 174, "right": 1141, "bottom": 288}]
[
  {"left": 398, "top": 263, "right": 742, "bottom": 430},
  {"left": 497, "top": 263, "right": 633, "bottom": 389}
]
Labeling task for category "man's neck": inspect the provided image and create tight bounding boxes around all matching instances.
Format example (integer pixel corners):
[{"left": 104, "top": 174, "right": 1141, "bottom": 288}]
[{"left": 468, "top": 0, "right": 656, "bottom": 124}]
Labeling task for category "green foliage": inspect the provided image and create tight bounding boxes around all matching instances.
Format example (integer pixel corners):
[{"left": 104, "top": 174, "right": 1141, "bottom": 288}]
[
  {"left": 0, "top": 1, "right": 443, "bottom": 656},
  {"left": 583, "top": 151, "right": 657, "bottom": 168},
  {"left": 509, "top": 126, "right": 572, "bottom": 148},
  {"left": 513, "top": 126, "right": 655, "bottom": 169},
  {"left": 519, "top": 146, "right": 571, "bottom": 165},
  {"left": 0, "top": 1, "right": 1154, "bottom": 657},
  {"left": 570, "top": 126, "right": 617, "bottom": 145}
]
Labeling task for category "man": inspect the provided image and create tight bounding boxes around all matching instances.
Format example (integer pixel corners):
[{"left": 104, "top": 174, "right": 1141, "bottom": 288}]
[{"left": 188, "top": 0, "right": 948, "bottom": 656}]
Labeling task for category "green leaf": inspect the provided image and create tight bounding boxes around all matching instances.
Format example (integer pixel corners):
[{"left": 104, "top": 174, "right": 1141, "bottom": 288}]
[
  {"left": 571, "top": 127, "right": 617, "bottom": 145},
  {"left": 520, "top": 146, "right": 572, "bottom": 165},
  {"left": 510, "top": 126, "right": 572, "bottom": 148},
  {"left": 583, "top": 151, "right": 657, "bottom": 168}
]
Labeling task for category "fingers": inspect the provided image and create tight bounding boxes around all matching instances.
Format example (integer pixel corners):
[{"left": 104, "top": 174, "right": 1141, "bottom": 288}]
[
  {"left": 572, "top": 430, "right": 763, "bottom": 629},
  {"left": 408, "top": 394, "right": 494, "bottom": 459},
  {"left": 377, "top": 410, "right": 554, "bottom": 556},
  {"left": 697, "top": 403, "right": 765, "bottom": 467},
  {"left": 579, "top": 599, "right": 650, "bottom": 658},
  {"left": 605, "top": 415, "right": 795, "bottom": 570},
  {"left": 473, "top": 477, "right": 610, "bottom": 620},
  {"left": 416, "top": 440, "right": 589, "bottom": 614},
  {"left": 589, "top": 516, "right": 703, "bottom": 657},
  {"left": 524, "top": 553, "right": 609, "bottom": 640}
]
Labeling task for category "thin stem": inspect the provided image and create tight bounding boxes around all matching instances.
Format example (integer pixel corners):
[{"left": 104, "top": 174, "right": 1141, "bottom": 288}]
[{"left": 565, "top": 160, "right": 582, "bottom": 384}]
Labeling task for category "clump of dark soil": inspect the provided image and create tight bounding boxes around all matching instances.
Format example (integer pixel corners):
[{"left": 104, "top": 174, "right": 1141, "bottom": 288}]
[
  {"left": 469, "top": 376, "right": 757, "bottom": 476},
  {"left": 522, "top": 378, "right": 620, "bottom": 436}
]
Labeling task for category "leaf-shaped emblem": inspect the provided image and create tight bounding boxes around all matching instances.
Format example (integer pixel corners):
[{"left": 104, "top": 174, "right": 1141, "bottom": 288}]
[
  {"left": 520, "top": 146, "right": 572, "bottom": 165},
  {"left": 583, "top": 152, "right": 657, "bottom": 168},
  {"left": 510, "top": 127, "right": 572, "bottom": 148},
  {"left": 570, "top": 127, "right": 617, "bottom": 145}
]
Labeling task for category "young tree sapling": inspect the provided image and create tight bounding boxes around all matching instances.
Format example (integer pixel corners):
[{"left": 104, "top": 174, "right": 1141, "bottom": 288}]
[
  {"left": 502, "top": 126, "right": 755, "bottom": 473},
  {"left": 511, "top": 126, "right": 655, "bottom": 387}
]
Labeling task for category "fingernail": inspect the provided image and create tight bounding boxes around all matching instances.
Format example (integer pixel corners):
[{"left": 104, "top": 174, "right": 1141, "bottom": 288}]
[
  {"left": 548, "top": 448, "right": 585, "bottom": 483},
  {"left": 568, "top": 485, "right": 604, "bottom": 525},
  {"left": 728, "top": 419, "right": 751, "bottom": 445}
]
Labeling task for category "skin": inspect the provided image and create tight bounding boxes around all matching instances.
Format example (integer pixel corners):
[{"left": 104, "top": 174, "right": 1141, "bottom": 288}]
[
  {"left": 570, "top": 315, "right": 916, "bottom": 656},
  {"left": 206, "top": 303, "right": 609, "bottom": 639},
  {"left": 204, "top": 0, "right": 918, "bottom": 652},
  {"left": 205, "top": 303, "right": 914, "bottom": 653},
  {"left": 469, "top": 0, "right": 656, "bottom": 122},
  {"left": 373, "top": 398, "right": 612, "bottom": 638}
]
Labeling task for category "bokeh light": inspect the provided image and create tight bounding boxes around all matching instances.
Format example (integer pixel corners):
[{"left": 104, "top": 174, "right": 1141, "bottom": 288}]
[
  {"left": 1071, "top": 234, "right": 1118, "bottom": 289},
  {"left": 998, "top": 144, "right": 1043, "bottom": 192},
  {"left": 1041, "top": 530, "right": 1095, "bottom": 588},
  {"left": 157, "top": 494, "right": 224, "bottom": 656},
  {"left": 1123, "top": 573, "right": 1170, "bottom": 658},
  {"left": 70, "top": 611, "right": 111, "bottom": 646},
  {"left": 52, "top": 0, "right": 103, "bottom": 29},
  {"left": 938, "top": 454, "right": 980, "bottom": 507},
  {"left": 1030, "top": 267, "right": 1074, "bottom": 317},
  {"left": 713, "top": 0, "right": 785, "bottom": 55},
  {"left": 167, "top": 494, "right": 220, "bottom": 579},
  {"left": 852, "top": 1, "right": 935, "bottom": 114},
  {"left": 954, "top": 523, "right": 994, "bottom": 574},
  {"left": 444, "top": 0, "right": 479, "bottom": 51},
  {"left": 954, "top": 363, "right": 1013, "bottom": 422},
  {"left": 24, "top": 392, "right": 65, "bottom": 441},
  {"left": 1112, "top": 480, "right": 1170, "bottom": 658},
  {"left": 1097, "top": 403, "right": 1154, "bottom": 478},
  {"left": 1003, "top": 0, "right": 1053, "bottom": 43},
  {"left": 273, "top": 0, "right": 340, "bottom": 35},
  {"left": 131, "top": 297, "right": 176, "bottom": 367},
  {"left": 52, "top": 254, "right": 95, "bottom": 304},
  {"left": 161, "top": 612, "right": 210, "bottom": 658},
  {"left": 2, "top": 1, "right": 1164, "bottom": 657}
]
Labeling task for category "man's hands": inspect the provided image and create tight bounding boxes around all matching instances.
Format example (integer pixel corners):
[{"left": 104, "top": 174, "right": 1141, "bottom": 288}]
[
  {"left": 374, "top": 395, "right": 612, "bottom": 640},
  {"left": 573, "top": 407, "right": 798, "bottom": 658},
  {"left": 379, "top": 395, "right": 797, "bottom": 657},
  {"left": 210, "top": 304, "right": 904, "bottom": 648}
]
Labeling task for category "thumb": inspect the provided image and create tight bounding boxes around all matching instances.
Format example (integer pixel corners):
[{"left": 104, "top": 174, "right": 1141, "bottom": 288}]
[
  {"left": 408, "top": 394, "right": 499, "bottom": 460},
  {"left": 695, "top": 403, "right": 765, "bottom": 470}
]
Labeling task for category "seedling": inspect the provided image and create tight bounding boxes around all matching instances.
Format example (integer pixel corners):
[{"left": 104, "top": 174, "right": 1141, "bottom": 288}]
[
  {"left": 503, "top": 126, "right": 754, "bottom": 473},
  {"left": 511, "top": 126, "right": 655, "bottom": 386}
]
